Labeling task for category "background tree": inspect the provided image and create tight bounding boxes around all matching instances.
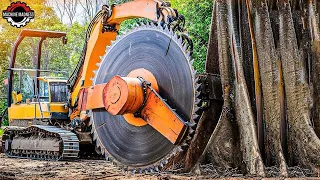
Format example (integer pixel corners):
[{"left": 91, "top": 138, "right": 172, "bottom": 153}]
[
  {"left": 65, "top": 0, "right": 78, "bottom": 24},
  {"left": 51, "top": 0, "right": 66, "bottom": 22},
  {"left": 170, "top": 0, "right": 213, "bottom": 73},
  {"left": 0, "top": 0, "right": 87, "bottom": 125}
]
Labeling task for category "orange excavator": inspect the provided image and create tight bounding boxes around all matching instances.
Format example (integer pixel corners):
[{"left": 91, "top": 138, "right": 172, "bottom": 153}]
[
  {"left": 2, "top": 0, "right": 320, "bottom": 177},
  {"left": 2, "top": 0, "right": 198, "bottom": 171}
]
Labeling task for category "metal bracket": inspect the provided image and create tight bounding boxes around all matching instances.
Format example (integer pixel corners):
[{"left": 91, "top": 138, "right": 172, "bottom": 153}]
[
  {"left": 134, "top": 76, "right": 151, "bottom": 118},
  {"left": 199, "top": 73, "right": 223, "bottom": 110}
]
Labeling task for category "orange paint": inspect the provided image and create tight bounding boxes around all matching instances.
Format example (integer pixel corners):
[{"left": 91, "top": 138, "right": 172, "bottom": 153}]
[
  {"left": 70, "top": 22, "right": 117, "bottom": 106},
  {"left": 107, "top": 0, "right": 159, "bottom": 24},
  {"left": 103, "top": 76, "right": 144, "bottom": 115},
  {"left": 86, "top": 83, "right": 107, "bottom": 110},
  {"left": 140, "top": 90, "right": 188, "bottom": 144},
  {"left": 123, "top": 68, "right": 159, "bottom": 126}
]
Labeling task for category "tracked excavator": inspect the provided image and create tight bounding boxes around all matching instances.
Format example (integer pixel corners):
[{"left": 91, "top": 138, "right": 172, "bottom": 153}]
[{"left": 2, "top": 0, "right": 320, "bottom": 177}]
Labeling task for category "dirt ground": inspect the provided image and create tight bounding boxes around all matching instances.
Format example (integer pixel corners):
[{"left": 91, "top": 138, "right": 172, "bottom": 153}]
[
  {"left": 0, "top": 154, "right": 320, "bottom": 180},
  {"left": 0, "top": 154, "right": 213, "bottom": 180}
]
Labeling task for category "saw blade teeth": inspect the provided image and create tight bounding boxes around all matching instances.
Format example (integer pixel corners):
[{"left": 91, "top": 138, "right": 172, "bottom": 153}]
[
  {"left": 169, "top": 27, "right": 174, "bottom": 36},
  {"left": 187, "top": 51, "right": 191, "bottom": 58},
  {"left": 96, "top": 140, "right": 101, "bottom": 149},
  {"left": 194, "top": 106, "right": 201, "bottom": 114},
  {"left": 164, "top": 25, "right": 169, "bottom": 33},
  {"left": 157, "top": 23, "right": 163, "bottom": 30},
  {"left": 105, "top": 46, "right": 110, "bottom": 53},
  {"left": 187, "top": 55, "right": 191, "bottom": 62},
  {"left": 101, "top": 148, "right": 106, "bottom": 155},
  {"left": 192, "top": 70, "right": 197, "bottom": 79},
  {"left": 190, "top": 60, "right": 194, "bottom": 66},
  {"left": 195, "top": 98, "right": 202, "bottom": 106},
  {"left": 92, "top": 131, "right": 97, "bottom": 140},
  {"left": 177, "top": 147, "right": 183, "bottom": 152},
  {"left": 195, "top": 77, "right": 200, "bottom": 83},
  {"left": 112, "top": 161, "right": 117, "bottom": 167},
  {"left": 188, "top": 121, "right": 197, "bottom": 128},
  {"left": 119, "top": 165, "right": 124, "bottom": 171},
  {"left": 195, "top": 84, "right": 201, "bottom": 91},
  {"left": 159, "top": 162, "right": 164, "bottom": 168},
  {"left": 186, "top": 135, "right": 192, "bottom": 141},
  {"left": 96, "top": 62, "right": 101, "bottom": 67},
  {"left": 172, "top": 148, "right": 178, "bottom": 155},
  {"left": 195, "top": 91, "right": 201, "bottom": 98},
  {"left": 154, "top": 166, "right": 160, "bottom": 172},
  {"left": 181, "top": 142, "right": 188, "bottom": 147},
  {"left": 164, "top": 158, "right": 169, "bottom": 164},
  {"left": 124, "top": 166, "right": 128, "bottom": 172},
  {"left": 105, "top": 153, "right": 109, "bottom": 161},
  {"left": 141, "top": 22, "right": 147, "bottom": 28},
  {"left": 93, "top": 70, "right": 97, "bottom": 74},
  {"left": 90, "top": 128, "right": 94, "bottom": 134},
  {"left": 150, "top": 168, "right": 154, "bottom": 174},
  {"left": 95, "top": 147, "right": 102, "bottom": 155},
  {"left": 178, "top": 36, "right": 183, "bottom": 44},
  {"left": 173, "top": 33, "right": 178, "bottom": 41},
  {"left": 183, "top": 43, "right": 187, "bottom": 52},
  {"left": 109, "top": 156, "right": 114, "bottom": 162}
]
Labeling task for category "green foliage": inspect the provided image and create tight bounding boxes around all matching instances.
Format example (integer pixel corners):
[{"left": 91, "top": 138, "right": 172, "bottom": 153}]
[
  {"left": 170, "top": 0, "right": 213, "bottom": 72},
  {"left": 0, "top": 0, "right": 86, "bottom": 126},
  {"left": 0, "top": 100, "right": 8, "bottom": 126},
  {"left": 119, "top": 18, "right": 151, "bottom": 35}
]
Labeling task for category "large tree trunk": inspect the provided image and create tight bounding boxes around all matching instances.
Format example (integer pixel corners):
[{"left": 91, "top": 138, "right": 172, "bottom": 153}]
[{"left": 182, "top": 0, "right": 320, "bottom": 177}]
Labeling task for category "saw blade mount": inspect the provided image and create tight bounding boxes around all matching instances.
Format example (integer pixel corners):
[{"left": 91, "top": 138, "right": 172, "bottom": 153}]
[{"left": 91, "top": 23, "right": 197, "bottom": 171}]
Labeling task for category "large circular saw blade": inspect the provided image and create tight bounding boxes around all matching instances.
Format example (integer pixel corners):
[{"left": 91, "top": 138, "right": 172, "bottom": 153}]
[{"left": 92, "top": 24, "right": 196, "bottom": 170}]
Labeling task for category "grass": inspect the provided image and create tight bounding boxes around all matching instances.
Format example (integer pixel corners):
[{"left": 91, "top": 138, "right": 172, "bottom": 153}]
[{"left": 0, "top": 128, "right": 3, "bottom": 136}]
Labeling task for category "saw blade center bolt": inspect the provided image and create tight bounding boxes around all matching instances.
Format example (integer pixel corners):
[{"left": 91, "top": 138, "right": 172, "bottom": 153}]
[
  {"left": 108, "top": 84, "right": 121, "bottom": 104},
  {"left": 103, "top": 76, "right": 144, "bottom": 115},
  {"left": 102, "top": 68, "right": 159, "bottom": 127}
]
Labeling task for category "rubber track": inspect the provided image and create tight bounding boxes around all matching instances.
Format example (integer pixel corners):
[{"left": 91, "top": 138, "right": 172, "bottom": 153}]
[{"left": 4, "top": 125, "right": 79, "bottom": 160}]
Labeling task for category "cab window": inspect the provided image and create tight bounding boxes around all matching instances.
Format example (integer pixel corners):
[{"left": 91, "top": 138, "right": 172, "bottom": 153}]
[
  {"left": 50, "top": 82, "right": 68, "bottom": 102},
  {"left": 39, "top": 80, "right": 49, "bottom": 102}
]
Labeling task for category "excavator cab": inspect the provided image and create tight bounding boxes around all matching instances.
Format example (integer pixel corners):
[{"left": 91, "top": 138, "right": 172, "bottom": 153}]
[{"left": 6, "top": 29, "right": 69, "bottom": 127}]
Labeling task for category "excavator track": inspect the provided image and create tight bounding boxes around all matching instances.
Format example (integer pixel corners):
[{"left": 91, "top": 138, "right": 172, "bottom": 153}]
[{"left": 2, "top": 125, "right": 79, "bottom": 160}]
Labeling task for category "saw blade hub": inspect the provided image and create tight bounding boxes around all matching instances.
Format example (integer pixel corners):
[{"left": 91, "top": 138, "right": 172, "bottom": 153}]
[{"left": 103, "top": 68, "right": 158, "bottom": 127}]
